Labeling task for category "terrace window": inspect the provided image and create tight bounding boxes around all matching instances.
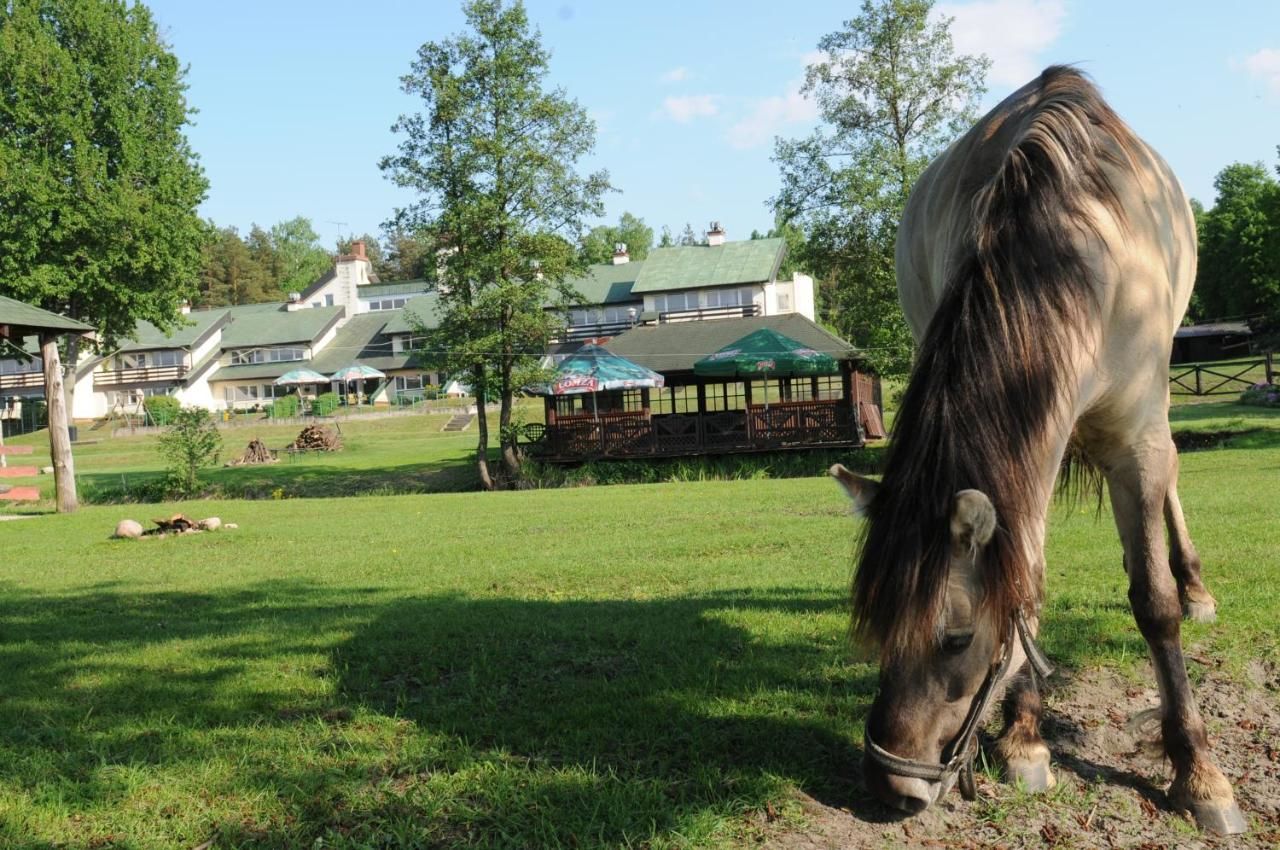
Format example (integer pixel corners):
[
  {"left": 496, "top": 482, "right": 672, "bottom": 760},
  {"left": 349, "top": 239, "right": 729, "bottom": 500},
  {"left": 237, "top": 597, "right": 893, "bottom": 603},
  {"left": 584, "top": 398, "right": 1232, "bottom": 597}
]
[
  {"left": 230, "top": 347, "right": 305, "bottom": 365},
  {"left": 0, "top": 357, "right": 41, "bottom": 375},
  {"left": 653, "top": 292, "right": 699, "bottom": 313},
  {"left": 368, "top": 297, "right": 409, "bottom": 312}
]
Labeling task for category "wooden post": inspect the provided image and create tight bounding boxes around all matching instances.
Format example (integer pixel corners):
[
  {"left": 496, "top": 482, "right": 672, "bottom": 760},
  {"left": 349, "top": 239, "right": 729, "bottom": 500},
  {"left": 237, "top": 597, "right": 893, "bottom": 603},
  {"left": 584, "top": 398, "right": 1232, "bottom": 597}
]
[
  {"left": 840, "top": 363, "right": 858, "bottom": 442},
  {"left": 1267, "top": 351, "right": 1275, "bottom": 385},
  {"left": 695, "top": 381, "right": 707, "bottom": 452},
  {"left": 810, "top": 375, "right": 820, "bottom": 401},
  {"left": 40, "top": 333, "right": 77, "bottom": 513}
]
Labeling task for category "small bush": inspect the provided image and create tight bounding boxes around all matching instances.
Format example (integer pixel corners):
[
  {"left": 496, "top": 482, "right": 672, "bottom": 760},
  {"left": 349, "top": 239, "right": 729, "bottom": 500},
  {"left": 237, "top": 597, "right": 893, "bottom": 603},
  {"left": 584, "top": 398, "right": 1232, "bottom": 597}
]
[
  {"left": 270, "top": 395, "right": 300, "bottom": 419},
  {"left": 144, "top": 394, "right": 181, "bottom": 425},
  {"left": 157, "top": 407, "right": 222, "bottom": 497},
  {"left": 312, "top": 392, "right": 340, "bottom": 416},
  {"left": 1240, "top": 382, "right": 1280, "bottom": 407}
]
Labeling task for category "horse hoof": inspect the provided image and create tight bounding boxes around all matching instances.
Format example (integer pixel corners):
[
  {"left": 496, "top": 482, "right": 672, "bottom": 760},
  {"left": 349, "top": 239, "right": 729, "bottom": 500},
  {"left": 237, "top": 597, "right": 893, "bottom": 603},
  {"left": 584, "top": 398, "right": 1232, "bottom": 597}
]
[
  {"left": 1182, "top": 599, "right": 1217, "bottom": 623},
  {"left": 1005, "top": 758, "right": 1056, "bottom": 792},
  {"left": 1186, "top": 799, "right": 1247, "bottom": 835}
]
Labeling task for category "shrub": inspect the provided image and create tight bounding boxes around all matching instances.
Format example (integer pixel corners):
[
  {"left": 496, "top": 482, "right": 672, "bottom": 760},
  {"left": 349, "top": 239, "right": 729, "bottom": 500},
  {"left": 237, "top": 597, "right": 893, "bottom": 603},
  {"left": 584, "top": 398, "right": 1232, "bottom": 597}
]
[
  {"left": 1240, "top": 382, "right": 1280, "bottom": 407},
  {"left": 157, "top": 407, "right": 222, "bottom": 496},
  {"left": 270, "top": 394, "right": 300, "bottom": 419},
  {"left": 143, "top": 394, "right": 181, "bottom": 425},
  {"left": 312, "top": 392, "right": 339, "bottom": 416}
]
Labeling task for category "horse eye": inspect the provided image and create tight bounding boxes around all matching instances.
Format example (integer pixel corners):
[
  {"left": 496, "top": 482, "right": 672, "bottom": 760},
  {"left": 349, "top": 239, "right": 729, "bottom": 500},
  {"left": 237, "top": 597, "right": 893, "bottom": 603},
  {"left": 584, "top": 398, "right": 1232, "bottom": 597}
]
[{"left": 941, "top": 632, "right": 974, "bottom": 654}]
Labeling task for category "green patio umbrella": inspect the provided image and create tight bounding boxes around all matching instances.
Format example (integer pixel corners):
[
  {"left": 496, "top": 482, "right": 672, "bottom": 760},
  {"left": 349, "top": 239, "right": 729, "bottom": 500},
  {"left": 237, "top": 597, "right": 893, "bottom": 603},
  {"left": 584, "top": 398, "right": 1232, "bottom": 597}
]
[
  {"left": 693, "top": 328, "right": 838, "bottom": 408},
  {"left": 541, "top": 344, "right": 664, "bottom": 419},
  {"left": 330, "top": 364, "right": 387, "bottom": 407},
  {"left": 273, "top": 367, "right": 330, "bottom": 387}
]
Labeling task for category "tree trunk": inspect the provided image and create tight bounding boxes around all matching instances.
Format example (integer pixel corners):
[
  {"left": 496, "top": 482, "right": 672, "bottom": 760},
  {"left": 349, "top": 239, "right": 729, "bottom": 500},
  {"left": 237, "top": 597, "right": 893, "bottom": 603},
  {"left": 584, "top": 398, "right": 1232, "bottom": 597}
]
[
  {"left": 498, "top": 353, "right": 520, "bottom": 481},
  {"left": 41, "top": 333, "right": 78, "bottom": 513},
  {"left": 62, "top": 332, "right": 80, "bottom": 423},
  {"left": 472, "top": 364, "right": 494, "bottom": 491}
]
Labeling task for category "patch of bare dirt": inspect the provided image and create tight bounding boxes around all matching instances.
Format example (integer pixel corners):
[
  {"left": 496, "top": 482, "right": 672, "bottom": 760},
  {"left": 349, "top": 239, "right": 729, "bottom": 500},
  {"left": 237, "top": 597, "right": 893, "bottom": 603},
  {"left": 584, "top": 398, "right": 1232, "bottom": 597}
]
[{"left": 764, "top": 656, "right": 1280, "bottom": 849}]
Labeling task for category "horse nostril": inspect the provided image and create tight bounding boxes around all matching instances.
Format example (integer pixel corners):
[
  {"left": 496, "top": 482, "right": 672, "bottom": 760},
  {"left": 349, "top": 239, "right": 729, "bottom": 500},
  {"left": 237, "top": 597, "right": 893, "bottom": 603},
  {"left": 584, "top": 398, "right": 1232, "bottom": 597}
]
[{"left": 891, "top": 792, "right": 930, "bottom": 814}]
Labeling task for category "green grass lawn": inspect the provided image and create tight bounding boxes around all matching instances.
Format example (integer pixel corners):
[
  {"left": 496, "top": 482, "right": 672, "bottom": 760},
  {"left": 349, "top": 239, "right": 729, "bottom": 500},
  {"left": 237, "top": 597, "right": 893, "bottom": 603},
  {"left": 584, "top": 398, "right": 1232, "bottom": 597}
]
[{"left": 0, "top": 401, "right": 1277, "bottom": 848}]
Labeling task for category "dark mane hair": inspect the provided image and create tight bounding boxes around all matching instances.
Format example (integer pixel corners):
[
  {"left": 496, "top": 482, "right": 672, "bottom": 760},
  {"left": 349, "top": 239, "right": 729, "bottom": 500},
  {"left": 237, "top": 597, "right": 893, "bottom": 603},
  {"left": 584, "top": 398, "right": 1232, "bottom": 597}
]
[{"left": 854, "top": 67, "right": 1139, "bottom": 659}]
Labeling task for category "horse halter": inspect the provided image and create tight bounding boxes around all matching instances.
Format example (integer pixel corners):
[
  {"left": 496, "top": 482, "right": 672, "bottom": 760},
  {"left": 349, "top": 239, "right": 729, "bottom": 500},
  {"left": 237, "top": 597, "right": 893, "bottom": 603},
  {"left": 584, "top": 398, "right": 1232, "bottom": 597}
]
[{"left": 863, "top": 609, "right": 1054, "bottom": 801}]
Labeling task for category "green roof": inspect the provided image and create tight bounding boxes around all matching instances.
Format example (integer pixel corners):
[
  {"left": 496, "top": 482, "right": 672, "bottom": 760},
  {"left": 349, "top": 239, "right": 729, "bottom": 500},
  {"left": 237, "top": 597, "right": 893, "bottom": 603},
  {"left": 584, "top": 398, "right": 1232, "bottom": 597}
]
[
  {"left": 207, "top": 361, "right": 305, "bottom": 383},
  {"left": 382, "top": 294, "right": 444, "bottom": 334},
  {"left": 220, "top": 305, "right": 344, "bottom": 348},
  {"left": 309, "top": 312, "right": 415, "bottom": 374},
  {"left": 0, "top": 295, "right": 92, "bottom": 334},
  {"left": 562, "top": 262, "right": 642, "bottom": 306},
  {"left": 119, "top": 310, "right": 229, "bottom": 352},
  {"left": 630, "top": 239, "right": 785, "bottom": 294},
  {"left": 606, "top": 313, "right": 858, "bottom": 374},
  {"left": 359, "top": 281, "right": 431, "bottom": 299}
]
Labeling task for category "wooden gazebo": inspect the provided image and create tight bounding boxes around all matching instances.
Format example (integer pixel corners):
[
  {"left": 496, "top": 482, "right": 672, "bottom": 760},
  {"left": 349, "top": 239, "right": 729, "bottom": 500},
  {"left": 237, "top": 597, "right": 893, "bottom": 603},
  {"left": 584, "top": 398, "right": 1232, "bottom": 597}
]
[
  {"left": 536, "top": 314, "right": 882, "bottom": 462},
  {"left": 0, "top": 295, "right": 92, "bottom": 512}
]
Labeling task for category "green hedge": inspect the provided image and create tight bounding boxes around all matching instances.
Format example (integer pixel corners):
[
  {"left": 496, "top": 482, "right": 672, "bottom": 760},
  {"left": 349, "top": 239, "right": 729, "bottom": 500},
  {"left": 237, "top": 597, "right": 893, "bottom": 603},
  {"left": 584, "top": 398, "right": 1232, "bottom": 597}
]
[
  {"left": 270, "top": 395, "right": 300, "bottom": 419},
  {"left": 143, "top": 395, "right": 181, "bottom": 425},
  {"left": 312, "top": 391, "right": 339, "bottom": 416}
]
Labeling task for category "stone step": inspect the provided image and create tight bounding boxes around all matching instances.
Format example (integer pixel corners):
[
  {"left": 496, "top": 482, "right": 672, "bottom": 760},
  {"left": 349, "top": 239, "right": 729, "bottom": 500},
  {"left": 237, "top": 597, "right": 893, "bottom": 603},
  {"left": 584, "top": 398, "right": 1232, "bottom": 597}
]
[
  {"left": 0, "top": 445, "right": 34, "bottom": 456},
  {"left": 441, "top": 414, "right": 474, "bottom": 432},
  {"left": 0, "top": 485, "right": 39, "bottom": 501},
  {"left": 0, "top": 467, "right": 38, "bottom": 478}
]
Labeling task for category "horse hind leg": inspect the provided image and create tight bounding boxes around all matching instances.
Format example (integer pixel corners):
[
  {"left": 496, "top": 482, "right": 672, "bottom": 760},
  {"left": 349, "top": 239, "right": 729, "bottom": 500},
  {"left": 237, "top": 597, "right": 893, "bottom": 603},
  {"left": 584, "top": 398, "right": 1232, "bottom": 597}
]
[
  {"left": 1165, "top": 445, "right": 1217, "bottom": 622},
  {"left": 995, "top": 666, "right": 1055, "bottom": 792},
  {"left": 1106, "top": 438, "right": 1244, "bottom": 834}
]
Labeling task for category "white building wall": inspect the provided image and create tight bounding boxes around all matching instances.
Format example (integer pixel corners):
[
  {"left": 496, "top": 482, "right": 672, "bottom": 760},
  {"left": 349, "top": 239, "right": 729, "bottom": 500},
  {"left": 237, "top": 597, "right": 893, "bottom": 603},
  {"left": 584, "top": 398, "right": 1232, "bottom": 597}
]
[
  {"left": 71, "top": 366, "right": 106, "bottom": 420},
  {"left": 791, "top": 273, "right": 816, "bottom": 321},
  {"left": 189, "top": 328, "right": 222, "bottom": 367},
  {"left": 176, "top": 366, "right": 217, "bottom": 410}
]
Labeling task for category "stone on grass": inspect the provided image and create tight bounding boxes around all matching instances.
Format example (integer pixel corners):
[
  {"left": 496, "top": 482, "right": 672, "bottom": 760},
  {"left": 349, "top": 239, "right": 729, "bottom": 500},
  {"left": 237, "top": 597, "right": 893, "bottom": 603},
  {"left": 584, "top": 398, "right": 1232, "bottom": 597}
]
[
  {"left": 224, "top": 522, "right": 238, "bottom": 530},
  {"left": 198, "top": 517, "right": 222, "bottom": 531},
  {"left": 41, "top": 466, "right": 53, "bottom": 475},
  {"left": 113, "top": 519, "right": 143, "bottom": 540}
]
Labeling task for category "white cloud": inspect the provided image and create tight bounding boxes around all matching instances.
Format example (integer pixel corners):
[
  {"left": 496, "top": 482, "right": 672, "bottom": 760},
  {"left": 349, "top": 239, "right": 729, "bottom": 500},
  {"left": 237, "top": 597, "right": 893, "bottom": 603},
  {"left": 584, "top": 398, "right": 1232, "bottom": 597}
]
[
  {"left": 726, "top": 86, "right": 818, "bottom": 149},
  {"left": 1242, "top": 48, "right": 1280, "bottom": 96},
  {"left": 660, "top": 94, "right": 719, "bottom": 123},
  {"left": 934, "top": 0, "right": 1066, "bottom": 88},
  {"left": 660, "top": 66, "right": 690, "bottom": 84}
]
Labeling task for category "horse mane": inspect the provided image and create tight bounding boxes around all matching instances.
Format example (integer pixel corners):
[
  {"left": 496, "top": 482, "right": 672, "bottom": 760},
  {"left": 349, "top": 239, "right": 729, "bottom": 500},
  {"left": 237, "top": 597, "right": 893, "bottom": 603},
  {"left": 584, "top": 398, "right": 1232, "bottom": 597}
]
[{"left": 854, "top": 66, "right": 1139, "bottom": 659}]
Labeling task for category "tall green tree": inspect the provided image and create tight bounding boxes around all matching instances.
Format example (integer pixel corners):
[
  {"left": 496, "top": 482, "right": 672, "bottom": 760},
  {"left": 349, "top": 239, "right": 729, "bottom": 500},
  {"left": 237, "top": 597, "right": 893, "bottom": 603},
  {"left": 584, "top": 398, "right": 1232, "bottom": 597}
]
[
  {"left": 270, "top": 216, "right": 331, "bottom": 296},
  {"left": 197, "top": 224, "right": 278, "bottom": 307},
  {"left": 0, "top": 0, "right": 208, "bottom": 407},
  {"left": 1194, "top": 160, "right": 1280, "bottom": 325},
  {"left": 579, "top": 212, "right": 654, "bottom": 264},
  {"left": 381, "top": 0, "right": 609, "bottom": 488},
  {"left": 771, "top": 0, "right": 988, "bottom": 375}
]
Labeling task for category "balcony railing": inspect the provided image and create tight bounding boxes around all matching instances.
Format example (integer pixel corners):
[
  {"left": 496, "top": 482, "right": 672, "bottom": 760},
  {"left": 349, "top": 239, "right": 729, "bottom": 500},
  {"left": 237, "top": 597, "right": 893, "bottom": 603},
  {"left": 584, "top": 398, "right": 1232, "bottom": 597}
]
[
  {"left": 94, "top": 364, "right": 187, "bottom": 388},
  {"left": 659, "top": 304, "right": 760, "bottom": 323},
  {"left": 0, "top": 371, "right": 44, "bottom": 391},
  {"left": 550, "top": 319, "right": 638, "bottom": 343}
]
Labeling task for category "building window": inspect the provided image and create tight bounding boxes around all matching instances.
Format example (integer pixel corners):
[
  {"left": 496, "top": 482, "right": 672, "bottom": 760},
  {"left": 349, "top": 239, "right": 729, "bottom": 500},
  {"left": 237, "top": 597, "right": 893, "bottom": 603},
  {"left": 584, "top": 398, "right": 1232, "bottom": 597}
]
[
  {"left": 368, "top": 297, "right": 409, "bottom": 312},
  {"left": 0, "top": 357, "right": 41, "bottom": 375},
  {"left": 325, "top": 294, "right": 335, "bottom": 306},
  {"left": 230, "top": 347, "right": 304, "bottom": 365},
  {"left": 654, "top": 291, "right": 699, "bottom": 313},
  {"left": 120, "top": 350, "right": 183, "bottom": 369}
]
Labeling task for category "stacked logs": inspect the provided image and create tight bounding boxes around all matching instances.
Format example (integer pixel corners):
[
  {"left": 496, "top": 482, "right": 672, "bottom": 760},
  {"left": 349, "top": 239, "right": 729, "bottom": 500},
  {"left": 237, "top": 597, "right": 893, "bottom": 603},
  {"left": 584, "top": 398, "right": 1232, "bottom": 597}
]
[
  {"left": 288, "top": 424, "right": 342, "bottom": 452},
  {"left": 226, "top": 438, "right": 277, "bottom": 466}
]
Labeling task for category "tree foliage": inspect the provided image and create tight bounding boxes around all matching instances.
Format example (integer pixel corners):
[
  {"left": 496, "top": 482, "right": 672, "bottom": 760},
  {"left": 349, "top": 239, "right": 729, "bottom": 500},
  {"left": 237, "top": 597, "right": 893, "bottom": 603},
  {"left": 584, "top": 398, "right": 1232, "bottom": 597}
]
[
  {"left": 195, "top": 215, "right": 335, "bottom": 307},
  {"left": 0, "top": 0, "right": 208, "bottom": 391},
  {"left": 579, "top": 212, "right": 654, "bottom": 264},
  {"left": 381, "top": 0, "right": 609, "bottom": 488},
  {"left": 771, "top": 0, "right": 988, "bottom": 375},
  {"left": 1193, "top": 158, "right": 1280, "bottom": 328},
  {"left": 157, "top": 407, "right": 222, "bottom": 496}
]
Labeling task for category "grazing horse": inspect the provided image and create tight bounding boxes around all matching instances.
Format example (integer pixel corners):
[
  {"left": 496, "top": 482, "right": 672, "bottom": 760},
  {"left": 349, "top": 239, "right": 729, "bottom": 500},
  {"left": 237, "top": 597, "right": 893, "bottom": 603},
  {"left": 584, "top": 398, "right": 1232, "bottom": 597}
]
[{"left": 829, "top": 66, "right": 1245, "bottom": 835}]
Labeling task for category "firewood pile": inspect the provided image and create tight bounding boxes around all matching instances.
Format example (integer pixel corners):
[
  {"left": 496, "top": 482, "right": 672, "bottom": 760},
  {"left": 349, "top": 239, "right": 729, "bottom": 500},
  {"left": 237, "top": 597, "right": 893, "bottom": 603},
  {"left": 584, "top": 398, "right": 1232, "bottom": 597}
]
[
  {"left": 287, "top": 424, "right": 342, "bottom": 452},
  {"left": 226, "top": 438, "right": 277, "bottom": 466}
]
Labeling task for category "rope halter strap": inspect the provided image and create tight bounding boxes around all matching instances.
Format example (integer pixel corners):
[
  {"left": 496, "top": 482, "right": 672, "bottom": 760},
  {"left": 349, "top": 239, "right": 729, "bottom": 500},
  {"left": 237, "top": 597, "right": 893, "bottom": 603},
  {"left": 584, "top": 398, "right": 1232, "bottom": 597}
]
[{"left": 863, "top": 610, "right": 1053, "bottom": 801}]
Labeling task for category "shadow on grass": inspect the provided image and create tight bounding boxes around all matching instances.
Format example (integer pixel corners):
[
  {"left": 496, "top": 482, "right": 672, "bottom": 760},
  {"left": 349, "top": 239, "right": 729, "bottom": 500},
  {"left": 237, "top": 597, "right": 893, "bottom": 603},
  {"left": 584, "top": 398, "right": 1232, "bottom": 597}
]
[{"left": 0, "top": 580, "right": 1158, "bottom": 848}]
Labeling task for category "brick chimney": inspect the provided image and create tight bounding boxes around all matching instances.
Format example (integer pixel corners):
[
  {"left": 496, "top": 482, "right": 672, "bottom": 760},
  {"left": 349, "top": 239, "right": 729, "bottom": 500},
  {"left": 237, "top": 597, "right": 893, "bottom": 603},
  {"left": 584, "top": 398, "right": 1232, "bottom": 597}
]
[
  {"left": 611, "top": 242, "right": 630, "bottom": 265},
  {"left": 351, "top": 240, "right": 367, "bottom": 260},
  {"left": 707, "top": 221, "right": 726, "bottom": 246}
]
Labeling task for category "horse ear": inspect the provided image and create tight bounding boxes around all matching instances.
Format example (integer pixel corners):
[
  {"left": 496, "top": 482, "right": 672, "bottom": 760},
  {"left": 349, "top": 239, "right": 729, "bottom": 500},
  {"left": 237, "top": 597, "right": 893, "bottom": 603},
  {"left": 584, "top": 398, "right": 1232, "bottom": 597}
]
[
  {"left": 829, "top": 464, "right": 878, "bottom": 515},
  {"left": 951, "top": 489, "right": 996, "bottom": 548}
]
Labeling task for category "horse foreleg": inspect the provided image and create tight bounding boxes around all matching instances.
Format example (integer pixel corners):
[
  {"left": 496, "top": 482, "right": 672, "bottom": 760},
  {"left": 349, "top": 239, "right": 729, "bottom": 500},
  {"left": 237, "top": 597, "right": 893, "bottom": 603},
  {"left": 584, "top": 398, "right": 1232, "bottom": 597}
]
[
  {"left": 1106, "top": 441, "right": 1244, "bottom": 835},
  {"left": 1164, "top": 445, "right": 1217, "bottom": 622},
  {"left": 995, "top": 666, "right": 1055, "bottom": 792}
]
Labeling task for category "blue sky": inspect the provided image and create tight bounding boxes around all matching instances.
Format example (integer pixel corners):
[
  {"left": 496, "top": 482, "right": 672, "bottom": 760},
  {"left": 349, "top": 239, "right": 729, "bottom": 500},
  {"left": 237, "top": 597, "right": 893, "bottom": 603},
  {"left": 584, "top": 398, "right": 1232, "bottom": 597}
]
[{"left": 146, "top": 0, "right": 1280, "bottom": 248}]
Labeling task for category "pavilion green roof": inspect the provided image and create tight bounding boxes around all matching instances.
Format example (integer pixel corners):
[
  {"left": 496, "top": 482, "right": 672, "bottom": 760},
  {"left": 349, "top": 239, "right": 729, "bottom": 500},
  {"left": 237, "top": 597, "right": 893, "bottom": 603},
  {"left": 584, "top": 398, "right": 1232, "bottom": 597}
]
[
  {"left": 0, "top": 295, "right": 92, "bottom": 334},
  {"left": 606, "top": 313, "right": 858, "bottom": 374},
  {"left": 630, "top": 239, "right": 785, "bottom": 293}
]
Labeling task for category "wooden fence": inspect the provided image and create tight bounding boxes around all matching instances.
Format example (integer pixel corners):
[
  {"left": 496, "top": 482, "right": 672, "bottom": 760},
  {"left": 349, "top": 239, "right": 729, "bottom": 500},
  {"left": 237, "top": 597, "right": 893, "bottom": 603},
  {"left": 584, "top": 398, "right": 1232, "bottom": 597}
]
[{"left": 1169, "top": 353, "right": 1274, "bottom": 397}]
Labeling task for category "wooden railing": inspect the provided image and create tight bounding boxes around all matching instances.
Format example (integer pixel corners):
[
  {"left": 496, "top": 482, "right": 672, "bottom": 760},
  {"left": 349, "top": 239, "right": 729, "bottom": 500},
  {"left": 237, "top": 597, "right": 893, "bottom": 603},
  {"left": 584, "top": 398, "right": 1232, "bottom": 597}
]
[
  {"left": 658, "top": 304, "right": 760, "bottom": 323},
  {"left": 550, "top": 319, "right": 638, "bottom": 343},
  {"left": 539, "top": 399, "right": 859, "bottom": 460},
  {"left": 0, "top": 371, "right": 44, "bottom": 390},
  {"left": 1168, "top": 354, "right": 1274, "bottom": 396},
  {"left": 94, "top": 364, "right": 188, "bottom": 388}
]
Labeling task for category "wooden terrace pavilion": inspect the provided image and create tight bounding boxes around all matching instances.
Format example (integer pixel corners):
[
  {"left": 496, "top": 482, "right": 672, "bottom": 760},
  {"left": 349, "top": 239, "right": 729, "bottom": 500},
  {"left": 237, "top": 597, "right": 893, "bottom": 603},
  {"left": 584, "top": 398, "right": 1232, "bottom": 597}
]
[{"left": 534, "top": 314, "right": 882, "bottom": 462}]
